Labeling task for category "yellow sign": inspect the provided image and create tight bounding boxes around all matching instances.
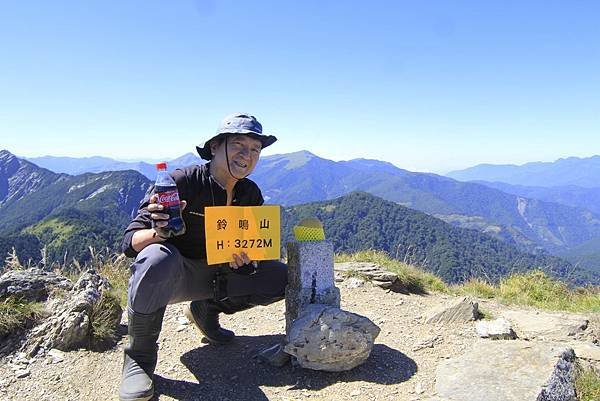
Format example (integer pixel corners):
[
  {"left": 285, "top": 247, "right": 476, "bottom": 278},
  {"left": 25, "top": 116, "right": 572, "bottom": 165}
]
[{"left": 204, "top": 205, "right": 281, "bottom": 265}]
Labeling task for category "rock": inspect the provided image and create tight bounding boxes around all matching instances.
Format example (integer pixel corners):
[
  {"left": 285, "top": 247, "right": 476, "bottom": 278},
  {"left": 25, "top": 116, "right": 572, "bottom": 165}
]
[
  {"left": 257, "top": 343, "right": 290, "bottom": 367},
  {"left": 284, "top": 304, "right": 380, "bottom": 372},
  {"left": 0, "top": 268, "right": 73, "bottom": 301},
  {"left": 47, "top": 348, "right": 65, "bottom": 363},
  {"left": 425, "top": 297, "right": 479, "bottom": 324},
  {"left": 412, "top": 335, "right": 440, "bottom": 351},
  {"left": 15, "top": 369, "right": 30, "bottom": 379},
  {"left": 346, "top": 277, "right": 365, "bottom": 289},
  {"left": 475, "top": 318, "right": 517, "bottom": 340},
  {"left": 20, "top": 270, "right": 122, "bottom": 356},
  {"left": 502, "top": 310, "right": 589, "bottom": 341},
  {"left": 570, "top": 342, "right": 600, "bottom": 361},
  {"left": 435, "top": 340, "right": 577, "bottom": 401},
  {"left": 334, "top": 262, "right": 400, "bottom": 290}
]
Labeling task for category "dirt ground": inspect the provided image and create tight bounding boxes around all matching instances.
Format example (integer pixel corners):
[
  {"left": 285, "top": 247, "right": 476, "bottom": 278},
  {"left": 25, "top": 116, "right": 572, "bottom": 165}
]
[{"left": 0, "top": 281, "right": 596, "bottom": 401}]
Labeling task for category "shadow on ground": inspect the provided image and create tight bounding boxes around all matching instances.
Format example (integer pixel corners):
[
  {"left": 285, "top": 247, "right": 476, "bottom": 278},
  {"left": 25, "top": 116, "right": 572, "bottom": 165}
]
[{"left": 153, "top": 334, "right": 416, "bottom": 401}]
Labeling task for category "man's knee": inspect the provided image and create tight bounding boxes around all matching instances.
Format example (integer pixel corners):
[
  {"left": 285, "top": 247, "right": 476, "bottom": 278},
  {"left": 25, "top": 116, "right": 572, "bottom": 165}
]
[
  {"left": 132, "top": 243, "right": 182, "bottom": 283},
  {"left": 128, "top": 243, "right": 183, "bottom": 313}
]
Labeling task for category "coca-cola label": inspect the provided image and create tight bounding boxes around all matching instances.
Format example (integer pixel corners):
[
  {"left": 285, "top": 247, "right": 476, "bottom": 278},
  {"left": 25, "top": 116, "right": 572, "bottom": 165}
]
[{"left": 157, "top": 190, "right": 180, "bottom": 208}]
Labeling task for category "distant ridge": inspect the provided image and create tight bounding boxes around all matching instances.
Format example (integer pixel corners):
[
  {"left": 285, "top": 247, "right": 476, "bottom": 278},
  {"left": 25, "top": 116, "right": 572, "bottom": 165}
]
[
  {"left": 446, "top": 155, "right": 600, "bottom": 188},
  {"left": 13, "top": 149, "right": 600, "bottom": 256},
  {"left": 282, "top": 192, "right": 597, "bottom": 285}
]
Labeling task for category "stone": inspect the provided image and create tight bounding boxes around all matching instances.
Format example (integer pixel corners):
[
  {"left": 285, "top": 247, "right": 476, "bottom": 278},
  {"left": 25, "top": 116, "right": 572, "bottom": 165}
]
[
  {"left": 47, "top": 348, "right": 65, "bottom": 363},
  {"left": 284, "top": 304, "right": 380, "bottom": 372},
  {"left": 425, "top": 297, "right": 479, "bottom": 324},
  {"left": 435, "top": 340, "right": 577, "bottom": 401},
  {"left": 257, "top": 343, "right": 290, "bottom": 367},
  {"left": 20, "top": 270, "right": 122, "bottom": 356},
  {"left": 346, "top": 277, "right": 365, "bottom": 288},
  {"left": 0, "top": 268, "right": 73, "bottom": 301},
  {"left": 412, "top": 336, "right": 440, "bottom": 351},
  {"left": 475, "top": 318, "right": 517, "bottom": 340},
  {"left": 501, "top": 310, "right": 589, "bottom": 341},
  {"left": 15, "top": 369, "right": 30, "bottom": 379},
  {"left": 568, "top": 342, "right": 600, "bottom": 362}
]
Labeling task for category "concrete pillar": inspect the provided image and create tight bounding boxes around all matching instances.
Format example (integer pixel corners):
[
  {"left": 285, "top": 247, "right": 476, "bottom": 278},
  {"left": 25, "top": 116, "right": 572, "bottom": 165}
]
[{"left": 285, "top": 240, "right": 340, "bottom": 334}]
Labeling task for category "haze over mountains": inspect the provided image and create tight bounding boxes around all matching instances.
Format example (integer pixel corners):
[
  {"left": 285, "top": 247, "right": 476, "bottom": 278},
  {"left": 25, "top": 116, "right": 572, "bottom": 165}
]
[
  {"left": 3, "top": 149, "right": 600, "bottom": 278},
  {"left": 447, "top": 155, "right": 600, "bottom": 188}
]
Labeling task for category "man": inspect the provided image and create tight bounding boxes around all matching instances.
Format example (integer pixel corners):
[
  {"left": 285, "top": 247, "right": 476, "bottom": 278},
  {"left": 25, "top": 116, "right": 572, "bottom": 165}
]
[{"left": 119, "top": 113, "right": 287, "bottom": 401}]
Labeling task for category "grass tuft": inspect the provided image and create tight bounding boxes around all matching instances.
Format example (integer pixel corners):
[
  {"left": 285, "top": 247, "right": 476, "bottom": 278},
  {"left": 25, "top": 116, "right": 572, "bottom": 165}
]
[
  {"left": 0, "top": 297, "right": 44, "bottom": 338},
  {"left": 89, "top": 290, "right": 123, "bottom": 350},
  {"left": 575, "top": 364, "right": 600, "bottom": 401}
]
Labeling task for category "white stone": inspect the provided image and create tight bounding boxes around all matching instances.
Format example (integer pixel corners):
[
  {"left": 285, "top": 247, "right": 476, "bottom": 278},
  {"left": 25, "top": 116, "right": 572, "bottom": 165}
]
[
  {"left": 284, "top": 304, "right": 380, "bottom": 372},
  {"left": 475, "top": 318, "right": 516, "bottom": 340},
  {"left": 347, "top": 277, "right": 366, "bottom": 288}
]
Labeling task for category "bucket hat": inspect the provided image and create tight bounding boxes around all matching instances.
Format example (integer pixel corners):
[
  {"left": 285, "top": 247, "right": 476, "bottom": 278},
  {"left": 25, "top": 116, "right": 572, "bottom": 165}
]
[{"left": 196, "top": 113, "right": 277, "bottom": 160}]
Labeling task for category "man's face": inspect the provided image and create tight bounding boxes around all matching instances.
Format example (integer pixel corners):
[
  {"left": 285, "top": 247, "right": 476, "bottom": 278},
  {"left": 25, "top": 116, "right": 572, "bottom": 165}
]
[{"left": 211, "top": 134, "right": 262, "bottom": 178}]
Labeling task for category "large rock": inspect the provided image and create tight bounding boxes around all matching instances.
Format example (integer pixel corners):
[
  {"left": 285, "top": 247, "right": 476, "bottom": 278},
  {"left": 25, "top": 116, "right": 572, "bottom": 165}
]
[
  {"left": 334, "top": 262, "right": 400, "bottom": 290},
  {"left": 284, "top": 304, "right": 380, "bottom": 372},
  {"left": 501, "top": 310, "right": 589, "bottom": 341},
  {"left": 21, "top": 269, "right": 121, "bottom": 356},
  {"left": 425, "top": 297, "right": 479, "bottom": 324},
  {"left": 0, "top": 268, "right": 73, "bottom": 301},
  {"left": 434, "top": 340, "right": 577, "bottom": 401}
]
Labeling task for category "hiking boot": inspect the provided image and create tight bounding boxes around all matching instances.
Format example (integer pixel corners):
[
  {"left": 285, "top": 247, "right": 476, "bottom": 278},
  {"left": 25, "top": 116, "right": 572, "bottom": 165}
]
[
  {"left": 184, "top": 300, "right": 236, "bottom": 345},
  {"left": 119, "top": 307, "right": 165, "bottom": 401}
]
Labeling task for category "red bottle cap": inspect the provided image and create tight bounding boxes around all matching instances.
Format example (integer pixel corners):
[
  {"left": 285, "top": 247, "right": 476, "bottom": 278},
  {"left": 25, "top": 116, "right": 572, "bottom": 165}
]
[{"left": 155, "top": 162, "right": 167, "bottom": 170}]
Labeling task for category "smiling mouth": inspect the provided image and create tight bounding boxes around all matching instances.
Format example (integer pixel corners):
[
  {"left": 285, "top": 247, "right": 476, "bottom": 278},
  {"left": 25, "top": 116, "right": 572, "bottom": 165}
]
[{"left": 233, "top": 160, "right": 248, "bottom": 168}]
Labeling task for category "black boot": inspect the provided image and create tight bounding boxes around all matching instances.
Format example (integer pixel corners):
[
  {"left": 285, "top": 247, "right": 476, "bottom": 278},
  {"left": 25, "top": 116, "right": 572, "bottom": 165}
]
[
  {"left": 183, "top": 297, "right": 253, "bottom": 345},
  {"left": 119, "top": 307, "right": 165, "bottom": 401}
]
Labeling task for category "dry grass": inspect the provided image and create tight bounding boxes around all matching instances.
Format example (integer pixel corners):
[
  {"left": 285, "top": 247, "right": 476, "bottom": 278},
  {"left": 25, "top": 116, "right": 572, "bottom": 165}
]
[{"left": 0, "top": 297, "right": 44, "bottom": 338}]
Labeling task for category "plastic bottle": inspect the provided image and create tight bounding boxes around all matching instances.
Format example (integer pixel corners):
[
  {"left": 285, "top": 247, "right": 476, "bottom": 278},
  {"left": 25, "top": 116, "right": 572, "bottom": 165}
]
[{"left": 153, "top": 162, "right": 186, "bottom": 238}]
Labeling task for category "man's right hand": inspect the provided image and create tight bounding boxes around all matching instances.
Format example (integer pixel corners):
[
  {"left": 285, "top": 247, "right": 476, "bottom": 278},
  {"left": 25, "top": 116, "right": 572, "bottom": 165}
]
[
  {"left": 131, "top": 195, "right": 187, "bottom": 252},
  {"left": 147, "top": 194, "right": 187, "bottom": 228}
]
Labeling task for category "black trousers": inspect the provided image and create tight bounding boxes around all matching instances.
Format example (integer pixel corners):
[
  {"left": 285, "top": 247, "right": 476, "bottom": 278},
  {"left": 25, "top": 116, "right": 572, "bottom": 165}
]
[{"left": 128, "top": 243, "right": 287, "bottom": 314}]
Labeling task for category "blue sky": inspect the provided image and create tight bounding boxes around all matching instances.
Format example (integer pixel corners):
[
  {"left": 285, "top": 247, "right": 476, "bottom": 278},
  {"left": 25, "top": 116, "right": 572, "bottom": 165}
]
[{"left": 1, "top": 1, "right": 599, "bottom": 173}]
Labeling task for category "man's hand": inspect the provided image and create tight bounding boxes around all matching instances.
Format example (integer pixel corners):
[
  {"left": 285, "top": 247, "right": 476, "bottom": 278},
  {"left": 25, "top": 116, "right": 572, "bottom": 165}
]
[
  {"left": 148, "top": 194, "right": 187, "bottom": 228},
  {"left": 230, "top": 251, "right": 252, "bottom": 269}
]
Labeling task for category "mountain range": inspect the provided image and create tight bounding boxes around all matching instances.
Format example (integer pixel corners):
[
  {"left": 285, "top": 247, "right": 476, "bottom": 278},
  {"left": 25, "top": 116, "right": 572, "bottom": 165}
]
[
  {"left": 14, "top": 151, "right": 600, "bottom": 258},
  {"left": 0, "top": 150, "right": 151, "bottom": 265},
  {"left": 446, "top": 155, "right": 600, "bottom": 188},
  {"left": 4, "top": 149, "right": 600, "bottom": 276}
]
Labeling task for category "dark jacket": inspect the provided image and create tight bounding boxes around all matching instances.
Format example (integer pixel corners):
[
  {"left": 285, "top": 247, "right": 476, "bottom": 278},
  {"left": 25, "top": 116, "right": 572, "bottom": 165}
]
[{"left": 121, "top": 163, "right": 264, "bottom": 259}]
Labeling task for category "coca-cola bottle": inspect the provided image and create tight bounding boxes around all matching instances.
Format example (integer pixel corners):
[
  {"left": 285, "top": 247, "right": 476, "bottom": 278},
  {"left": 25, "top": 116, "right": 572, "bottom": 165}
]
[{"left": 153, "top": 162, "right": 186, "bottom": 238}]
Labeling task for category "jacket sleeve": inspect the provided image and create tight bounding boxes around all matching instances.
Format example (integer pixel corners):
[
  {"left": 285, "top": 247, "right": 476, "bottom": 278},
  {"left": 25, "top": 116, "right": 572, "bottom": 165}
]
[{"left": 121, "top": 185, "right": 155, "bottom": 258}]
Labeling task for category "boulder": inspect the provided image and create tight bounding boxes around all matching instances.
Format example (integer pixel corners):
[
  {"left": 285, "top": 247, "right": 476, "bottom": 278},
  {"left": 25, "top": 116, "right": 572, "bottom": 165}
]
[
  {"left": 435, "top": 340, "right": 577, "bottom": 401},
  {"left": 476, "top": 318, "right": 517, "bottom": 340},
  {"left": 284, "top": 304, "right": 380, "bottom": 372},
  {"left": 21, "top": 269, "right": 121, "bottom": 356},
  {"left": 425, "top": 297, "right": 479, "bottom": 324},
  {"left": 501, "top": 310, "right": 589, "bottom": 341},
  {"left": 0, "top": 268, "right": 73, "bottom": 301}
]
